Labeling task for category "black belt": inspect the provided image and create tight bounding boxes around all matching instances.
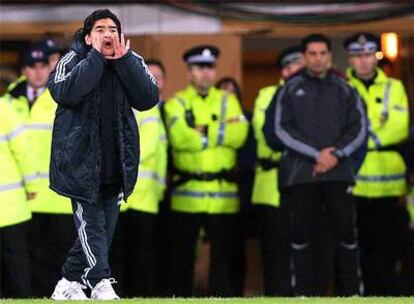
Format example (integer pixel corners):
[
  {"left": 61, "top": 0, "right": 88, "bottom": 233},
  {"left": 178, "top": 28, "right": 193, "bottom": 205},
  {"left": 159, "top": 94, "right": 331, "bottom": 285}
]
[
  {"left": 257, "top": 158, "right": 279, "bottom": 171},
  {"left": 172, "top": 169, "right": 237, "bottom": 187},
  {"left": 367, "top": 145, "right": 401, "bottom": 153}
]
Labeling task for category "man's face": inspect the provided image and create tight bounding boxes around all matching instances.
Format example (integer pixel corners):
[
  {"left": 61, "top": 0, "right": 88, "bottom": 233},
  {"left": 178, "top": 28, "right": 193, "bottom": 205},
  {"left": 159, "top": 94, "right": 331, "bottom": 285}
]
[
  {"left": 189, "top": 64, "right": 216, "bottom": 92},
  {"left": 22, "top": 62, "right": 50, "bottom": 89},
  {"left": 85, "top": 18, "right": 119, "bottom": 57},
  {"left": 303, "top": 42, "right": 331, "bottom": 75},
  {"left": 49, "top": 52, "right": 61, "bottom": 71},
  {"left": 281, "top": 58, "right": 305, "bottom": 80},
  {"left": 348, "top": 53, "right": 378, "bottom": 78},
  {"left": 148, "top": 64, "right": 165, "bottom": 93}
]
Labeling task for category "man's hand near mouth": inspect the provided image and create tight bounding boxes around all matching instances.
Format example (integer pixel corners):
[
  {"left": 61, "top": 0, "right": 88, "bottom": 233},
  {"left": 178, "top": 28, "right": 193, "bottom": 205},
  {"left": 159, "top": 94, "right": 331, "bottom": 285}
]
[{"left": 105, "top": 33, "right": 130, "bottom": 60}]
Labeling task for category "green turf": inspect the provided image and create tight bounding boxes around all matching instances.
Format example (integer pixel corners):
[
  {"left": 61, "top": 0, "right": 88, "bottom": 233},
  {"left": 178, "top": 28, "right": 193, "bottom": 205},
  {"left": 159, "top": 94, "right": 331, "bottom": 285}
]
[{"left": 1, "top": 297, "right": 414, "bottom": 304}]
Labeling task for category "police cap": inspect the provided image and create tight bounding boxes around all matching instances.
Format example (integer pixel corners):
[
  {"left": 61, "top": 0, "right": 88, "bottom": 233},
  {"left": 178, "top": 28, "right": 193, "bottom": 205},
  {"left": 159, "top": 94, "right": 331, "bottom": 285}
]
[{"left": 183, "top": 45, "right": 220, "bottom": 66}]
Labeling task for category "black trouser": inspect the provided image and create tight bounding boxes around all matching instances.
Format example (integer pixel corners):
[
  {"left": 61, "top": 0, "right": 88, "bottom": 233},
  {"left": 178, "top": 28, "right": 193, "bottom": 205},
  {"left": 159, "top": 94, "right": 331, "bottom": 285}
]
[
  {"left": 234, "top": 166, "right": 255, "bottom": 297},
  {"left": 231, "top": 212, "right": 247, "bottom": 297},
  {"left": 283, "top": 182, "right": 361, "bottom": 297},
  {"left": 28, "top": 213, "right": 76, "bottom": 298},
  {"left": 0, "top": 221, "right": 31, "bottom": 298},
  {"left": 355, "top": 196, "right": 413, "bottom": 296},
  {"left": 154, "top": 198, "right": 172, "bottom": 297},
  {"left": 61, "top": 193, "right": 121, "bottom": 288},
  {"left": 168, "top": 212, "right": 237, "bottom": 297},
  {"left": 313, "top": 203, "right": 336, "bottom": 296},
  {"left": 256, "top": 205, "right": 291, "bottom": 296},
  {"left": 115, "top": 210, "right": 158, "bottom": 297},
  {"left": 395, "top": 203, "right": 414, "bottom": 296}
]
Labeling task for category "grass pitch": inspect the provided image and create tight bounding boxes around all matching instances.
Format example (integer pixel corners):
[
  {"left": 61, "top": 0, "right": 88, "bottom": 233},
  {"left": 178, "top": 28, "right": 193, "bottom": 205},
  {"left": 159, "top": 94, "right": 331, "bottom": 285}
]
[{"left": 1, "top": 297, "right": 413, "bottom": 303}]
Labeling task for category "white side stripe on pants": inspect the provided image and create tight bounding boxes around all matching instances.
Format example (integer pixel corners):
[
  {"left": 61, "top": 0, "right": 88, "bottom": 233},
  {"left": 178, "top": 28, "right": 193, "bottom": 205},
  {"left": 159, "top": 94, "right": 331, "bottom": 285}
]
[{"left": 75, "top": 202, "right": 97, "bottom": 289}]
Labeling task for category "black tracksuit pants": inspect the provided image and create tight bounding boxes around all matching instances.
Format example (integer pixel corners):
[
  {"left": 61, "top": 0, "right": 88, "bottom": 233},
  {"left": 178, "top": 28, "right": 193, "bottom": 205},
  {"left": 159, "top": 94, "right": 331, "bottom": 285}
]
[
  {"left": 61, "top": 193, "right": 121, "bottom": 288},
  {"left": 0, "top": 221, "right": 31, "bottom": 298},
  {"left": 28, "top": 213, "right": 76, "bottom": 297},
  {"left": 283, "top": 182, "right": 361, "bottom": 297},
  {"left": 168, "top": 212, "right": 237, "bottom": 297}
]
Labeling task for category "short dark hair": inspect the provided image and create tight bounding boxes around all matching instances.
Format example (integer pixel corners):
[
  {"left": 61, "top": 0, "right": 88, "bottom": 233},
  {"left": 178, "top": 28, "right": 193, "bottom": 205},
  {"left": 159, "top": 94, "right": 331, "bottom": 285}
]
[
  {"left": 301, "top": 34, "right": 332, "bottom": 53},
  {"left": 146, "top": 58, "right": 166, "bottom": 75},
  {"left": 75, "top": 9, "right": 122, "bottom": 43}
]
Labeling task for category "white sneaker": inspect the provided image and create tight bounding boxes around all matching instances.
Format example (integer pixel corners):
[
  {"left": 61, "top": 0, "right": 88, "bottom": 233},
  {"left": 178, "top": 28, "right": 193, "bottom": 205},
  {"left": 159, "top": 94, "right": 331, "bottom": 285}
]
[
  {"left": 91, "top": 278, "right": 120, "bottom": 300},
  {"left": 51, "top": 277, "right": 89, "bottom": 300}
]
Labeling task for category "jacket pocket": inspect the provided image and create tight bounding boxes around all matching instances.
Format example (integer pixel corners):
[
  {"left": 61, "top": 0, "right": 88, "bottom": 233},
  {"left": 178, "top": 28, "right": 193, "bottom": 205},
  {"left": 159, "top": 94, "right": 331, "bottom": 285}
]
[{"left": 55, "top": 136, "right": 68, "bottom": 173}]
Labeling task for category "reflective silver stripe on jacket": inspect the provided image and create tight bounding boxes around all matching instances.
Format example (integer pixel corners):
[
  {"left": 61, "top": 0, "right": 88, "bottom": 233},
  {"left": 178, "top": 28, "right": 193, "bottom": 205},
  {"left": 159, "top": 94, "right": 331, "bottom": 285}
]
[
  {"left": 217, "top": 94, "right": 228, "bottom": 146},
  {"left": 380, "top": 80, "right": 392, "bottom": 124},
  {"left": 0, "top": 181, "right": 24, "bottom": 192},
  {"left": 0, "top": 125, "right": 25, "bottom": 143},
  {"left": 139, "top": 117, "right": 159, "bottom": 126},
  {"left": 25, "top": 123, "right": 53, "bottom": 130}
]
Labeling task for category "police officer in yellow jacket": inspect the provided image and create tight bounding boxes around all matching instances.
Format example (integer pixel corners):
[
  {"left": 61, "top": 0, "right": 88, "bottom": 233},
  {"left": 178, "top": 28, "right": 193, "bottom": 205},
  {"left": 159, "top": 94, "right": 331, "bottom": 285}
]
[
  {"left": 344, "top": 33, "right": 410, "bottom": 295},
  {"left": 5, "top": 38, "right": 62, "bottom": 96},
  {"left": 164, "top": 45, "right": 248, "bottom": 297},
  {"left": 121, "top": 95, "right": 167, "bottom": 298},
  {"left": 4, "top": 46, "right": 74, "bottom": 297},
  {"left": 252, "top": 45, "right": 304, "bottom": 296},
  {"left": 149, "top": 59, "right": 170, "bottom": 296},
  {"left": 111, "top": 59, "right": 168, "bottom": 297},
  {"left": 146, "top": 60, "right": 168, "bottom": 204},
  {"left": 0, "top": 101, "right": 39, "bottom": 298}
]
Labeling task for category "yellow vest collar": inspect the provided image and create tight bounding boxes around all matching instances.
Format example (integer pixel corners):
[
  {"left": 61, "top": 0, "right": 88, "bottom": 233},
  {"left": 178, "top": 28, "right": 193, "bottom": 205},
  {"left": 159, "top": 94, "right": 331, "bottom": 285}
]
[
  {"left": 347, "top": 67, "right": 388, "bottom": 85},
  {"left": 185, "top": 85, "right": 218, "bottom": 99}
]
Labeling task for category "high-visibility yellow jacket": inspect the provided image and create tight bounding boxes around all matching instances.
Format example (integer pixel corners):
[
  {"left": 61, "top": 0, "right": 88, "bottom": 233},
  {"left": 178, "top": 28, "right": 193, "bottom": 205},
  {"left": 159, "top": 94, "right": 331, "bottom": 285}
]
[
  {"left": 5, "top": 81, "right": 72, "bottom": 214},
  {"left": 252, "top": 85, "right": 282, "bottom": 207},
  {"left": 164, "top": 85, "right": 249, "bottom": 214},
  {"left": 347, "top": 68, "right": 409, "bottom": 197},
  {"left": 0, "top": 101, "right": 39, "bottom": 227},
  {"left": 156, "top": 104, "right": 168, "bottom": 202},
  {"left": 127, "top": 105, "right": 167, "bottom": 214},
  {"left": 408, "top": 186, "right": 414, "bottom": 223}
]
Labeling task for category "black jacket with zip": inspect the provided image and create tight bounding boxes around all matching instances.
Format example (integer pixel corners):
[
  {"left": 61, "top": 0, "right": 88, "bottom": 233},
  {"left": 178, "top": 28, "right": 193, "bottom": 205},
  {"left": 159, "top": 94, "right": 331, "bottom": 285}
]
[
  {"left": 264, "top": 69, "right": 367, "bottom": 189},
  {"left": 47, "top": 39, "right": 158, "bottom": 204}
]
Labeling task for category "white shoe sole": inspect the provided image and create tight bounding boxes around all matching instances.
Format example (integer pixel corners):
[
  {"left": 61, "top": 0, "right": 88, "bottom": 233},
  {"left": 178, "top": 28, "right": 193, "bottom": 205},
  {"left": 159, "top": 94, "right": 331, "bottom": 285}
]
[
  {"left": 91, "top": 296, "right": 120, "bottom": 300},
  {"left": 51, "top": 292, "right": 90, "bottom": 301}
]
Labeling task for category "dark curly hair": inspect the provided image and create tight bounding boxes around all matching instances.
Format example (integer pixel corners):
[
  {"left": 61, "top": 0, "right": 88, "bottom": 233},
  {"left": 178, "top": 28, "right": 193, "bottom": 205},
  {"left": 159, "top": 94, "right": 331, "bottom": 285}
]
[{"left": 74, "top": 9, "right": 122, "bottom": 45}]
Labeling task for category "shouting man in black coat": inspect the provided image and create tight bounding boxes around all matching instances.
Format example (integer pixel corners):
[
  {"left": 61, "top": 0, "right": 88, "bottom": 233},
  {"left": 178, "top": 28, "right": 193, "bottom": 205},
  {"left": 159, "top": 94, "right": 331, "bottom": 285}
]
[{"left": 48, "top": 9, "right": 158, "bottom": 300}]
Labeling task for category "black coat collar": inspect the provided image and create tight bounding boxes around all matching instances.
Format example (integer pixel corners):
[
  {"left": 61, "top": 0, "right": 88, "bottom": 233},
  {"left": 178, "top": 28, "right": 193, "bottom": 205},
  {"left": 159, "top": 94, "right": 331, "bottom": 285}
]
[{"left": 71, "top": 39, "right": 91, "bottom": 58}]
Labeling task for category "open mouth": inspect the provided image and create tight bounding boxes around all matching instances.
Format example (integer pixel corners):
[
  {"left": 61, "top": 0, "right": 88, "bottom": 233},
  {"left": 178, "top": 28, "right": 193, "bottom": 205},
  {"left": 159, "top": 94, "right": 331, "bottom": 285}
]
[{"left": 103, "top": 41, "right": 112, "bottom": 47}]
